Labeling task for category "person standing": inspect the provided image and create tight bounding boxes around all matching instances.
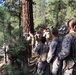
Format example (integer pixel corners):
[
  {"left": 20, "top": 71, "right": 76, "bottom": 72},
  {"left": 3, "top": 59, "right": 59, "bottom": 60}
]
[
  {"left": 58, "top": 20, "right": 76, "bottom": 75},
  {"left": 35, "top": 36, "right": 49, "bottom": 75},
  {"left": 47, "top": 28, "right": 63, "bottom": 75}
]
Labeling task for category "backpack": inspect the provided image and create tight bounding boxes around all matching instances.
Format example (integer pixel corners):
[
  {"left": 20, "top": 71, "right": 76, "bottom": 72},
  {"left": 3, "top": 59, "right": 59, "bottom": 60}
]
[
  {"left": 54, "top": 37, "right": 63, "bottom": 57},
  {"left": 40, "top": 44, "right": 49, "bottom": 62},
  {"left": 52, "top": 37, "right": 63, "bottom": 75},
  {"left": 70, "top": 33, "right": 76, "bottom": 62}
]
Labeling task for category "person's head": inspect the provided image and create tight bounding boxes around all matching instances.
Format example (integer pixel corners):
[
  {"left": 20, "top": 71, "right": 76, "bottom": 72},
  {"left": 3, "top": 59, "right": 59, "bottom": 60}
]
[
  {"left": 23, "top": 32, "right": 30, "bottom": 38},
  {"left": 41, "top": 37, "right": 46, "bottom": 44},
  {"left": 67, "top": 19, "right": 76, "bottom": 32},
  {"left": 46, "top": 31, "right": 50, "bottom": 39},
  {"left": 43, "top": 28, "right": 47, "bottom": 33},
  {"left": 51, "top": 28, "right": 58, "bottom": 38}
]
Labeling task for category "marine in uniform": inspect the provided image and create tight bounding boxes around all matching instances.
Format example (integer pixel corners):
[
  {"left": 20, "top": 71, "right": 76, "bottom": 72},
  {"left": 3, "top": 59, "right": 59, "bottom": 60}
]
[{"left": 58, "top": 20, "right": 76, "bottom": 75}]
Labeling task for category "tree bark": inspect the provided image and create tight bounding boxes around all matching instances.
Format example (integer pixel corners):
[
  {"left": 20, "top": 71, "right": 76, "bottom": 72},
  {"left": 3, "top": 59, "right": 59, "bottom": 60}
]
[
  {"left": 28, "top": 0, "right": 34, "bottom": 34},
  {"left": 22, "top": 0, "right": 29, "bottom": 33},
  {"left": 22, "top": 0, "right": 34, "bottom": 34}
]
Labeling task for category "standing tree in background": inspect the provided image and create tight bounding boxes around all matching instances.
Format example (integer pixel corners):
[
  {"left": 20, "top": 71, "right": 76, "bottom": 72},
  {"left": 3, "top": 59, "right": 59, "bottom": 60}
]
[
  {"left": 33, "top": 0, "right": 45, "bottom": 29},
  {"left": 45, "top": 0, "right": 76, "bottom": 28},
  {"left": 28, "top": 0, "right": 34, "bottom": 33},
  {"left": 2, "top": 0, "right": 22, "bottom": 44},
  {"left": 45, "top": 0, "right": 66, "bottom": 28},
  {"left": 22, "top": 0, "right": 34, "bottom": 34},
  {"left": 0, "top": 7, "right": 6, "bottom": 45},
  {"left": 64, "top": 0, "right": 76, "bottom": 20}
]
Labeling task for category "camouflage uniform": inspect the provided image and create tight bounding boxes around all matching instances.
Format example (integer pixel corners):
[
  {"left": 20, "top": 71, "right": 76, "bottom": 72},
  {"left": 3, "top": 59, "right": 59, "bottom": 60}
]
[
  {"left": 47, "top": 37, "right": 58, "bottom": 63},
  {"left": 58, "top": 31, "right": 76, "bottom": 75},
  {"left": 47, "top": 37, "right": 62, "bottom": 75},
  {"left": 36, "top": 43, "right": 50, "bottom": 75}
]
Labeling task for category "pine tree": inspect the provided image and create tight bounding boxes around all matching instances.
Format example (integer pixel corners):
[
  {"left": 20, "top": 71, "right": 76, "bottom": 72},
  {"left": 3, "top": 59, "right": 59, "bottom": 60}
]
[
  {"left": 33, "top": 0, "right": 46, "bottom": 29},
  {"left": 45, "top": 0, "right": 76, "bottom": 28},
  {"left": 45, "top": 0, "right": 66, "bottom": 28},
  {"left": 22, "top": 0, "right": 34, "bottom": 33}
]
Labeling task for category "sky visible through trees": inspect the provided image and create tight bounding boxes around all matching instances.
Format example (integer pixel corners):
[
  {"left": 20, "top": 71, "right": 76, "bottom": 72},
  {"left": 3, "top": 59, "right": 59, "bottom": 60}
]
[
  {"left": 0, "top": 0, "right": 5, "bottom": 6},
  {"left": 0, "top": 0, "right": 48, "bottom": 6},
  {"left": 46, "top": 0, "right": 48, "bottom": 2}
]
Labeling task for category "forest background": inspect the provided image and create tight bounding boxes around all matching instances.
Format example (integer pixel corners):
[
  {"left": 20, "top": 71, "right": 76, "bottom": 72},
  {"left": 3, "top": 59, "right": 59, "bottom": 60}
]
[{"left": 0, "top": 0, "right": 76, "bottom": 46}]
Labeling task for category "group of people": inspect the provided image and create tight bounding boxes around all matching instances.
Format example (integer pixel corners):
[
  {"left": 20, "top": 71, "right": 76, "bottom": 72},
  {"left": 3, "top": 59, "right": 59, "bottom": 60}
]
[
  {"left": 34, "top": 19, "right": 76, "bottom": 75},
  {"left": 2, "top": 19, "right": 76, "bottom": 75}
]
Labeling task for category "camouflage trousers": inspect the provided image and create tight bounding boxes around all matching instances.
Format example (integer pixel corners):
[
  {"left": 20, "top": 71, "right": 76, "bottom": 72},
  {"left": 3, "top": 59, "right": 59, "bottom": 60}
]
[
  {"left": 37, "top": 58, "right": 50, "bottom": 75},
  {"left": 50, "top": 57, "right": 63, "bottom": 75},
  {"left": 62, "top": 64, "right": 76, "bottom": 75}
]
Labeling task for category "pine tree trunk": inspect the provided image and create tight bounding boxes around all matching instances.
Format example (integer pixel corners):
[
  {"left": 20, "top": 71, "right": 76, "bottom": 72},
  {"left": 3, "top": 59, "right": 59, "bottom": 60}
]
[
  {"left": 22, "top": 0, "right": 34, "bottom": 34},
  {"left": 28, "top": 0, "right": 34, "bottom": 34},
  {"left": 22, "top": 0, "right": 29, "bottom": 33}
]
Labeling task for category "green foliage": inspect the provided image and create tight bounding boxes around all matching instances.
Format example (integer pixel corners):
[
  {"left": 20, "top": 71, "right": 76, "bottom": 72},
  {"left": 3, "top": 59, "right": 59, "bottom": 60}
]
[
  {"left": 33, "top": 0, "right": 46, "bottom": 30},
  {"left": 0, "top": 0, "right": 22, "bottom": 45},
  {"left": 0, "top": 7, "right": 6, "bottom": 45},
  {"left": 8, "top": 35, "right": 27, "bottom": 60},
  {"left": 4, "top": 64, "right": 12, "bottom": 74},
  {"left": 0, "top": 7, "right": 5, "bottom": 20},
  {"left": 1, "top": 0, "right": 76, "bottom": 74},
  {"left": 12, "top": 70, "right": 20, "bottom": 75},
  {"left": 22, "top": 65, "right": 30, "bottom": 74},
  {"left": 0, "top": 0, "right": 76, "bottom": 46},
  {"left": 45, "top": 0, "right": 76, "bottom": 28},
  {"left": 4, "top": 64, "right": 30, "bottom": 75},
  {"left": 33, "top": 0, "right": 76, "bottom": 30},
  {"left": 34, "top": 72, "right": 44, "bottom": 75}
]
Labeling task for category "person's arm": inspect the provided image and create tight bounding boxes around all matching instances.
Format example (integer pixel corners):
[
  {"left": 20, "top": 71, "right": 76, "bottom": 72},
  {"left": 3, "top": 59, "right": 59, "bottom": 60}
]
[
  {"left": 35, "top": 44, "right": 41, "bottom": 54},
  {"left": 47, "top": 41, "right": 57, "bottom": 63},
  {"left": 58, "top": 35, "right": 72, "bottom": 60}
]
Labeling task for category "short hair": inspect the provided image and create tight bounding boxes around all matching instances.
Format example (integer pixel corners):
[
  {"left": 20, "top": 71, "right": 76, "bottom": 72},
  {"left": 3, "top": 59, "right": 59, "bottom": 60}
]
[
  {"left": 67, "top": 20, "right": 72, "bottom": 27},
  {"left": 41, "top": 37, "right": 46, "bottom": 44},
  {"left": 67, "top": 19, "right": 76, "bottom": 28},
  {"left": 51, "top": 28, "right": 58, "bottom": 36}
]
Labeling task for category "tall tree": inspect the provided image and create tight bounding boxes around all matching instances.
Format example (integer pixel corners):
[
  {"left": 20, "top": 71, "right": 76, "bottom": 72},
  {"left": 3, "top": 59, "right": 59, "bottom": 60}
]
[
  {"left": 33, "top": 0, "right": 45, "bottom": 29},
  {"left": 3, "top": 0, "right": 22, "bottom": 43},
  {"left": 0, "top": 7, "right": 5, "bottom": 44},
  {"left": 45, "top": 0, "right": 76, "bottom": 28},
  {"left": 22, "top": 0, "right": 34, "bottom": 34},
  {"left": 45, "top": 0, "right": 66, "bottom": 28}
]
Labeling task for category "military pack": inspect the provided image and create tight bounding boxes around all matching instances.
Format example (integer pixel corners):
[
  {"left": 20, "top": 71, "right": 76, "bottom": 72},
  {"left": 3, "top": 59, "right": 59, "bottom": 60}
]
[
  {"left": 70, "top": 33, "right": 76, "bottom": 62},
  {"left": 54, "top": 37, "right": 62, "bottom": 58}
]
